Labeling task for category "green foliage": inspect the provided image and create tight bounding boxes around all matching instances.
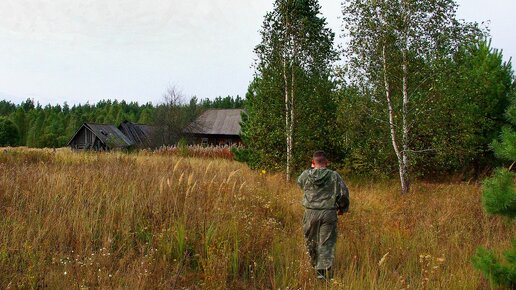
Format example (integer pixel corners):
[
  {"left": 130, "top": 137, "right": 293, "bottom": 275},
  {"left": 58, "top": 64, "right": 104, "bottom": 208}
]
[
  {"left": 200, "top": 95, "right": 244, "bottom": 109},
  {"left": 177, "top": 137, "right": 189, "bottom": 156},
  {"left": 472, "top": 243, "right": 516, "bottom": 288},
  {"left": 231, "top": 146, "right": 258, "bottom": 168},
  {"left": 481, "top": 99, "right": 516, "bottom": 218},
  {"left": 0, "top": 117, "right": 19, "bottom": 146},
  {"left": 0, "top": 100, "right": 16, "bottom": 116},
  {"left": 413, "top": 40, "right": 515, "bottom": 175},
  {"left": 482, "top": 168, "right": 516, "bottom": 218},
  {"left": 138, "top": 108, "right": 154, "bottom": 124},
  {"left": 340, "top": 8, "right": 512, "bottom": 177},
  {"left": 340, "top": 0, "right": 485, "bottom": 186},
  {"left": 242, "top": 0, "right": 339, "bottom": 174},
  {"left": 480, "top": 99, "right": 516, "bottom": 218},
  {"left": 241, "top": 80, "right": 287, "bottom": 171},
  {"left": 10, "top": 109, "right": 27, "bottom": 145},
  {"left": 335, "top": 86, "right": 397, "bottom": 176},
  {"left": 473, "top": 99, "right": 516, "bottom": 287},
  {"left": 492, "top": 128, "right": 516, "bottom": 163}
]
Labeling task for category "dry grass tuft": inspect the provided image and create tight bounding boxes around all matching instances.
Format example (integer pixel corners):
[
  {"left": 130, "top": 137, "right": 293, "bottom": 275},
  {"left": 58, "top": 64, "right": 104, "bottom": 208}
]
[{"left": 0, "top": 148, "right": 513, "bottom": 289}]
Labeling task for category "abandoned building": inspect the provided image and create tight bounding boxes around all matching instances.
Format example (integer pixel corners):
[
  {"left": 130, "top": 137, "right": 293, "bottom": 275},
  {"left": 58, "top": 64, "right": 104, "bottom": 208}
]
[
  {"left": 67, "top": 123, "right": 134, "bottom": 150},
  {"left": 118, "top": 121, "right": 156, "bottom": 148},
  {"left": 68, "top": 109, "right": 244, "bottom": 151},
  {"left": 184, "top": 109, "right": 243, "bottom": 146}
]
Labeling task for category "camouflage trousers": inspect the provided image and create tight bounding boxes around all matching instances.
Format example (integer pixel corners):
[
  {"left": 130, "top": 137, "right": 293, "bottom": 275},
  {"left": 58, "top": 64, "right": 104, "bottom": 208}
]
[{"left": 303, "top": 209, "right": 337, "bottom": 271}]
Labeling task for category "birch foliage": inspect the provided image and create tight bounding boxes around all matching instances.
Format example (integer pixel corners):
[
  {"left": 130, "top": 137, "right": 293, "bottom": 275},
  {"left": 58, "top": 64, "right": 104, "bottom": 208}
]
[
  {"left": 341, "top": 0, "right": 481, "bottom": 193},
  {"left": 241, "top": 0, "right": 338, "bottom": 178}
]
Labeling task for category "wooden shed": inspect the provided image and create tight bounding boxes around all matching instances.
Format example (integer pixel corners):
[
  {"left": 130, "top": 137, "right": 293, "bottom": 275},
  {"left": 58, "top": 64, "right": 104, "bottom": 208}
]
[
  {"left": 184, "top": 109, "right": 243, "bottom": 146},
  {"left": 67, "top": 123, "right": 134, "bottom": 150}
]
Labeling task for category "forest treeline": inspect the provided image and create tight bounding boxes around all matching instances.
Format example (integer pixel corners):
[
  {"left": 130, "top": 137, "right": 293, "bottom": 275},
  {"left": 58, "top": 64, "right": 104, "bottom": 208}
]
[{"left": 0, "top": 95, "right": 244, "bottom": 148}]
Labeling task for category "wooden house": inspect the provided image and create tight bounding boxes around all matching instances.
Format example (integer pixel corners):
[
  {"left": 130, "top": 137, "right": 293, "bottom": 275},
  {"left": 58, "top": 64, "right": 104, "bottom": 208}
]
[
  {"left": 184, "top": 109, "right": 243, "bottom": 146},
  {"left": 67, "top": 123, "right": 134, "bottom": 150}
]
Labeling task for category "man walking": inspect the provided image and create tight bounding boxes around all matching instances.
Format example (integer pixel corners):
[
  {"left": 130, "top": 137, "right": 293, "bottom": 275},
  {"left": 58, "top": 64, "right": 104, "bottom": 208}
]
[{"left": 297, "top": 151, "right": 349, "bottom": 280}]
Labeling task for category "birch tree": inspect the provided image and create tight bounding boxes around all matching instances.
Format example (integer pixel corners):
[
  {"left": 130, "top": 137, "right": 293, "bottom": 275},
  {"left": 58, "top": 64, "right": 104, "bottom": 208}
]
[
  {"left": 242, "top": 0, "right": 337, "bottom": 180},
  {"left": 342, "top": 0, "right": 480, "bottom": 193}
]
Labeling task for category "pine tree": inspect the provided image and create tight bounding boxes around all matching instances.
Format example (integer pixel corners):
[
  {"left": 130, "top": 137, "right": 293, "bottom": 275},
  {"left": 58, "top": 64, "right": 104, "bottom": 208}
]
[{"left": 472, "top": 101, "right": 516, "bottom": 288}]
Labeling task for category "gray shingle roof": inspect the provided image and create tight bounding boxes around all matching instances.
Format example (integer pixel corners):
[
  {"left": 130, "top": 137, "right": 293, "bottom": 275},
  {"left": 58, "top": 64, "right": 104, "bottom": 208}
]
[
  {"left": 185, "top": 109, "right": 243, "bottom": 136},
  {"left": 84, "top": 123, "right": 134, "bottom": 147},
  {"left": 118, "top": 121, "right": 155, "bottom": 147}
]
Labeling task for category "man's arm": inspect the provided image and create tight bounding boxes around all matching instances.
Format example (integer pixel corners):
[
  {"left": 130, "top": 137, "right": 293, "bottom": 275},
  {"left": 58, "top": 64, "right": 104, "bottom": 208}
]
[
  {"left": 297, "top": 170, "right": 308, "bottom": 189},
  {"left": 335, "top": 173, "right": 349, "bottom": 214}
]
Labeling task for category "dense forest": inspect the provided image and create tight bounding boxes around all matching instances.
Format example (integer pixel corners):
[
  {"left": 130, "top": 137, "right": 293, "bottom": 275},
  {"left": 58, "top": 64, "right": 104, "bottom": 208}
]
[{"left": 0, "top": 95, "right": 244, "bottom": 148}]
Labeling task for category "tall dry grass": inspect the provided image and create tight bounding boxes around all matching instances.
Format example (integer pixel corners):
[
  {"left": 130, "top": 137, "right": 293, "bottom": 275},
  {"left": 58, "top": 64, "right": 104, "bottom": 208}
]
[
  {"left": 0, "top": 148, "right": 513, "bottom": 289},
  {"left": 147, "top": 145, "right": 235, "bottom": 160}
]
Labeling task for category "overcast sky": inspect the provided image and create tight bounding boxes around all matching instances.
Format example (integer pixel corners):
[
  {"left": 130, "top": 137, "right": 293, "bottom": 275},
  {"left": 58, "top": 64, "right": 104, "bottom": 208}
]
[{"left": 0, "top": 0, "right": 514, "bottom": 105}]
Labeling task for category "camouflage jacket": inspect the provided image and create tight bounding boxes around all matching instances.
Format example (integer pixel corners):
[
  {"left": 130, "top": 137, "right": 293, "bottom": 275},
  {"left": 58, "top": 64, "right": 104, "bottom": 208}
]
[{"left": 297, "top": 168, "right": 349, "bottom": 211}]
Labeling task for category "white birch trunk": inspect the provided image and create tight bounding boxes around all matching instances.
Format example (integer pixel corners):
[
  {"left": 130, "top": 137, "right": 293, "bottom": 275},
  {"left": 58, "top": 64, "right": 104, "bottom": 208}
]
[
  {"left": 400, "top": 46, "right": 410, "bottom": 194},
  {"left": 400, "top": 3, "right": 410, "bottom": 194},
  {"left": 382, "top": 44, "right": 408, "bottom": 194},
  {"left": 283, "top": 55, "right": 291, "bottom": 182},
  {"left": 283, "top": 14, "right": 295, "bottom": 182},
  {"left": 289, "top": 64, "right": 295, "bottom": 182},
  {"left": 288, "top": 38, "right": 296, "bottom": 183}
]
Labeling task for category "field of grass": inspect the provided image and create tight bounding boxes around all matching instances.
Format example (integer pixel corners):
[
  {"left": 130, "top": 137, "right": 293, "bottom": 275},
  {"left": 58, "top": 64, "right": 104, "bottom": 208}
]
[{"left": 0, "top": 148, "right": 514, "bottom": 289}]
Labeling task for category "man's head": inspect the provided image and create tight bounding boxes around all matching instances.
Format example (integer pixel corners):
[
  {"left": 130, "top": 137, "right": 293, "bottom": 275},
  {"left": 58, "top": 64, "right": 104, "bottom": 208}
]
[{"left": 312, "top": 151, "right": 328, "bottom": 168}]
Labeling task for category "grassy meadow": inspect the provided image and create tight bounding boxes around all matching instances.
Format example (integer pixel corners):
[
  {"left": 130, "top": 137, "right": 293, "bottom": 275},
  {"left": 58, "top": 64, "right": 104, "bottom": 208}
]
[{"left": 0, "top": 148, "right": 514, "bottom": 289}]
